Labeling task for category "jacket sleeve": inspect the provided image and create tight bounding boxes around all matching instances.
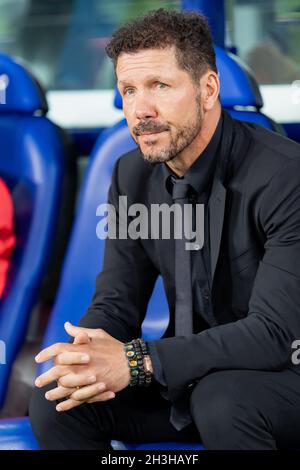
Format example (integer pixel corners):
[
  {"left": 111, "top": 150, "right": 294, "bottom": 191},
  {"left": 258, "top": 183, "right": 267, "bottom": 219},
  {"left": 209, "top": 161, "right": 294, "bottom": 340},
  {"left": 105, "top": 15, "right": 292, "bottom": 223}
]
[
  {"left": 79, "top": 158, "right": 159, "bottom": 343},
  {"left": 148, "top": 157, "right": 300, "bottom": 403}
]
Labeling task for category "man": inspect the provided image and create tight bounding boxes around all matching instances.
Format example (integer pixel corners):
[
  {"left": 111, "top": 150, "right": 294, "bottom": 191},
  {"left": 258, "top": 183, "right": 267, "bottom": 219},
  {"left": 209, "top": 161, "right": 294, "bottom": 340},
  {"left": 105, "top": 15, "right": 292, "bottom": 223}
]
[
  {"left": 0, "top": 178, "right": 15, "bottom": 298},
  {"left": 30, "top": 9, "right": 300, "bottom": 450}
]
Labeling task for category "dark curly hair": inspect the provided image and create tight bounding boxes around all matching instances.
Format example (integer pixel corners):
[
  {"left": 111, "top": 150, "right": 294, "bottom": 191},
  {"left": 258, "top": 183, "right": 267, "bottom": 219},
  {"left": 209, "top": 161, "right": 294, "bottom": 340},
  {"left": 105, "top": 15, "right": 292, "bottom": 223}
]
[{"left": 105, "top": 8, "right": 217, "bottom": 83}]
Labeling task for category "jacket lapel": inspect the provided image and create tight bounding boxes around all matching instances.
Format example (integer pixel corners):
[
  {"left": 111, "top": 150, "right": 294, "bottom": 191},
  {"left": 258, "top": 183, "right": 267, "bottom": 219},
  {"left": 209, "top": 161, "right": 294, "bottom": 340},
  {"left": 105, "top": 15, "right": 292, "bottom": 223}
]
[
  {"left": 208, "top": 109, "right": 235, "bottom": 286},
  {"left": 208, "top": 170, "right": 226, "bottom": 285}
]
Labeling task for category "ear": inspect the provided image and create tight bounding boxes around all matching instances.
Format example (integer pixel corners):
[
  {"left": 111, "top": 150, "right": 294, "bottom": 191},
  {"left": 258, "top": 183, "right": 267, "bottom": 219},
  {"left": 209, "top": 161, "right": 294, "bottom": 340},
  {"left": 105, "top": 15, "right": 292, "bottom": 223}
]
[{"left": 201, "top": 71, "right": 220, "bottom": 111}]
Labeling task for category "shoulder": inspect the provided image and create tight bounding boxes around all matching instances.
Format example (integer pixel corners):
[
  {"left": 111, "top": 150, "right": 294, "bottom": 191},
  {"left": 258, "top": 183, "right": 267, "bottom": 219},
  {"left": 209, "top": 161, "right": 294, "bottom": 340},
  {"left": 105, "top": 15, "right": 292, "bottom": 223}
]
[
  {"left": 244, "top": 121, "right": 299, "bottom": 161},
  {"left": 231, "top": 118, "right": 300, "bottom": 188}
]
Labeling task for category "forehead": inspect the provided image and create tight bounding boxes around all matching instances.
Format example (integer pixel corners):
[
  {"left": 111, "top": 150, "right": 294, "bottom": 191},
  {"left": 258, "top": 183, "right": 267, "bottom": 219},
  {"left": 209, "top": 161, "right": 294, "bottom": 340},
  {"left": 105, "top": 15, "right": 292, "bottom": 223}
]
[{"left": 116, "top": 47, "right": 182, "bottom": 83}]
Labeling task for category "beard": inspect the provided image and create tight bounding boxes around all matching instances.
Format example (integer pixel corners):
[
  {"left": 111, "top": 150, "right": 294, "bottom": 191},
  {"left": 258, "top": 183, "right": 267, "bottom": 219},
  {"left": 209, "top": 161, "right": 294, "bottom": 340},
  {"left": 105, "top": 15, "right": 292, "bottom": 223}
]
[{"left": 133, "top": 93, "right": 203, "bottom": 164}]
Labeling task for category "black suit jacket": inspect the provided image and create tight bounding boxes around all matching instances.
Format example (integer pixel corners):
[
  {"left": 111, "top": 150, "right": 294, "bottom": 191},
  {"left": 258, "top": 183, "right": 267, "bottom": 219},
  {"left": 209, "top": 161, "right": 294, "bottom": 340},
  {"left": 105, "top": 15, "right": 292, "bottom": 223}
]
[{"left": 79, "top": 110, "right": 300, "bottom": 409}]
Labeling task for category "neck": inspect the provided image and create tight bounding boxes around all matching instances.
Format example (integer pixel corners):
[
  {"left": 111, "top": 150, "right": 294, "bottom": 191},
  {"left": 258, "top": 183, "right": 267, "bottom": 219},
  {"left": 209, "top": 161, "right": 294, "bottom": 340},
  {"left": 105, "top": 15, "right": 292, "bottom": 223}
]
[{"left": 166, "top": 103, "right": 222, "bottom": 177}]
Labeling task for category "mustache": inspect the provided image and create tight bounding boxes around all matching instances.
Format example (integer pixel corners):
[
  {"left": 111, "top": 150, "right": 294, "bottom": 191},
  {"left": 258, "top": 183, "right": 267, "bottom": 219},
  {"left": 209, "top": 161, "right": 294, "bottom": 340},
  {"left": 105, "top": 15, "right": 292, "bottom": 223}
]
[{"left": 133, "top": 121, "right": 170, "bottom": 136}]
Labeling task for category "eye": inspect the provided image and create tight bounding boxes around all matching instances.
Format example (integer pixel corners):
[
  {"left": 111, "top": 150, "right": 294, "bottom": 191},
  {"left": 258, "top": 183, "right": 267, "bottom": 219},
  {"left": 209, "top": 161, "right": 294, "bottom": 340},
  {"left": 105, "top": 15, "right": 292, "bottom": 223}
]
[
  {"left": 157, "top": 82, "right": 168, "bottom": 89},
  {"left": 123, "top": 87, "right": 135, "bottom": 97}
]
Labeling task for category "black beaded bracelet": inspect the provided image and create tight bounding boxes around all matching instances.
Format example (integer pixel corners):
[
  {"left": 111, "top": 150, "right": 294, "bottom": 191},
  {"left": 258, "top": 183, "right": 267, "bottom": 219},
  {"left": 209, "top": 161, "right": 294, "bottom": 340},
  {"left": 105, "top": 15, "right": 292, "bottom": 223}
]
[
  {"left": 137, "top": 338, "right": 153, "bottom": 387},
  {"left": 124, "top": 339, "right": 153, "bottom": 387}
]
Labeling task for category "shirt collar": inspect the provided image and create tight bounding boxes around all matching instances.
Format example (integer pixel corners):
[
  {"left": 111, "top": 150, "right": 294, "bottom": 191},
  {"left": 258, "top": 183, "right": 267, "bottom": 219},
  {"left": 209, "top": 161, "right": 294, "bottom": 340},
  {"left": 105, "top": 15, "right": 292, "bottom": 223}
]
[{"left": 163, "top": 110, "right": 223, "bottom": 196}]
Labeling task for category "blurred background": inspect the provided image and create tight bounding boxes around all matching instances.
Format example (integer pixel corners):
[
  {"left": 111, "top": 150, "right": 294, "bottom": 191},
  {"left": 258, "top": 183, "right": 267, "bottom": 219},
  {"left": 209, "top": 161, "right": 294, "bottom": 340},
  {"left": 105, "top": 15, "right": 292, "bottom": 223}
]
[{"left": 1, "top": 0, "right": 299, "bottom": 129}]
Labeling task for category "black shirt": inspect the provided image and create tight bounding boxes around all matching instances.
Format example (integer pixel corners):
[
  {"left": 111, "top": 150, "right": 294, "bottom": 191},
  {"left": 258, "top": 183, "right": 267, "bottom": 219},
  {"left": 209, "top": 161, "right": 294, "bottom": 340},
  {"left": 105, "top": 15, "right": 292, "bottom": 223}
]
[{"left": 148, "top": 110, "right": 223, "bottom": 390}]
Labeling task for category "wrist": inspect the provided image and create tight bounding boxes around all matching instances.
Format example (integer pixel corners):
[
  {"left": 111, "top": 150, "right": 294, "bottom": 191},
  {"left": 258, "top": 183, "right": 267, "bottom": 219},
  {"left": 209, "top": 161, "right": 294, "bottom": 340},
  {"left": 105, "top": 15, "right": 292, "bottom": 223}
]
[{"left": 124, "top": 339, "right": 153, "bottom": 387}]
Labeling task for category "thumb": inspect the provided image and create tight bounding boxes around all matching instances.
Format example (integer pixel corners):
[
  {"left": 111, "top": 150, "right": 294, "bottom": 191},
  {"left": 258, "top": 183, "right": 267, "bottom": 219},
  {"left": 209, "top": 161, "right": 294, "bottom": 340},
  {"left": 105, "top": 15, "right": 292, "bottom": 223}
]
[
  {"left": 64, "top": 321, "right": 89, "bottom": 339},
  {"left": 64, "top": 321, "right": 102, "bottom": 340}
]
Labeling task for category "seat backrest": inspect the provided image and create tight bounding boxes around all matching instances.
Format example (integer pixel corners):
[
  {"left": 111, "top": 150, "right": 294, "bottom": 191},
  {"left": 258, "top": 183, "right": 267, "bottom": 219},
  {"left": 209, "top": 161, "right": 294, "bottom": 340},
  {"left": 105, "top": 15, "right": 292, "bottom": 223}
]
[
  {"left": 40, "top": 45, "right": 284, "bottom": 374},
  {"left": 0, "top": 54, "right": 64, "bottom": 404},
  {"left": 215, "top": 46, "right": 285, "bottom": 134},
  {"left": 40, "top": 118, "right": 170, "bottom": 375}
]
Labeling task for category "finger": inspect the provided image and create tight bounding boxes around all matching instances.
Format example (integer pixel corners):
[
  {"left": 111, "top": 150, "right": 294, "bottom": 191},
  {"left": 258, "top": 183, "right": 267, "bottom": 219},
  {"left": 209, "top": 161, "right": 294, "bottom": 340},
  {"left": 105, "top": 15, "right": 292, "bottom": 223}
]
[
  {"left": 86, "top": 392, "right": 115, "bottom": 403},
  {"left": 35, "top": 365, "right": 69, "bottom": 388},
  {"left": 56, "top": 392, "right": 115, "bottom": 412},
  {"left": 64, "top": 322, "right": 106, "bottom": 340},
  {"left": 64, "top": 322, "right": 94, "bottom": 339},
  {"left": 56, "top": 398, "right": 83, "bottom": 412},
  {"left": 35, "top": 342, "right": 79, "bottom": 363},
  {"left": 55, "top": 351, "right": 90, "bottom": 365},
  {"left": 70, "top": 382, "right": 107, "bottom": 401},
  {"left": 45, "top": 385, "right": 77, "bottom": 401},
  {"left": 73, "top": 332, "right": 91, "bottom": 345},
  {"left": 58, "top": 373, "right": 97, "bottom": 388}
]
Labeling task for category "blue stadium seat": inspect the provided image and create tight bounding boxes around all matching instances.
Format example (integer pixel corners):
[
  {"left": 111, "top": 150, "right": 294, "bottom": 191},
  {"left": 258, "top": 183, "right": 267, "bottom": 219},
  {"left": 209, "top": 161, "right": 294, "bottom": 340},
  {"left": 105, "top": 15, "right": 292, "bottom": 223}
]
[
  {"left": 0, "top": 46, "right": 283, "bottom": 450},
  {"left": 0, "top": 418, "right": 39, "bottom": 450},
  {"left": 39, "top": 120, "right": 169, "bottom": 358},
  {"left": 0, "top": 415, "right": 204, "bottom": 450},
  {"left": 0, "top": 119, "right": 177, "bottom": 450},
  {"left": 0, "top": 54, "right": 64, "bottom": 407},
  {"left": 214, "top": 46, "right": 285, "bottom": 134}
]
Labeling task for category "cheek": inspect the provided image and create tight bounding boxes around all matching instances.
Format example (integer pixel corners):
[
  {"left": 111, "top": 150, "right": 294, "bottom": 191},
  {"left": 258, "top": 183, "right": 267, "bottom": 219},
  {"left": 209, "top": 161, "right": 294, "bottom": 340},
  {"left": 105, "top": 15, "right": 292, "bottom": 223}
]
[
  {"left": 122, "top": 107, "right": 135, "bottom": 129},
  {"left": 177, "top": 95, "right": 198, "bottom": 117},
  {"left": 160, "top": 92, "right": 198, "bottom": 124},
  {"left": 122, "top": 100, "right": 134, "bottom": 117}
]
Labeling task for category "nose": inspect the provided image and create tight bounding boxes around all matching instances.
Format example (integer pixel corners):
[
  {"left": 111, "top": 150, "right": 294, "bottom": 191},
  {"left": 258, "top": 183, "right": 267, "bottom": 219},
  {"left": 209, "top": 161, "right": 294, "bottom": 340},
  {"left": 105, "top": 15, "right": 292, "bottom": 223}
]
[{"left": 135, "top": 92, "right": 158, "bottom": 120}]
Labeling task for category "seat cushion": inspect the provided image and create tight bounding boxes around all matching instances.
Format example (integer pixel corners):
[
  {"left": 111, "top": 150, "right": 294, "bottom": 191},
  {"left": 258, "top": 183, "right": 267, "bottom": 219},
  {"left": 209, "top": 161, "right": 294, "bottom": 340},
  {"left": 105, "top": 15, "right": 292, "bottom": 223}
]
[
  {"left": 0, "top": 417, "right": 39, "bottom": 450},
  {"left": 0, "top": 417, "right": 204, "bottom": 450}
]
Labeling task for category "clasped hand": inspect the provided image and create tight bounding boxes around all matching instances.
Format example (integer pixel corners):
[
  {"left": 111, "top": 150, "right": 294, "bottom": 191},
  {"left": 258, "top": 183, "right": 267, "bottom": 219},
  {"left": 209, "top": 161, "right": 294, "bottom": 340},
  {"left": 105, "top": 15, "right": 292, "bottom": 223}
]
[{"left": 34, "top": 322, "right": 130, "bottom": 412}]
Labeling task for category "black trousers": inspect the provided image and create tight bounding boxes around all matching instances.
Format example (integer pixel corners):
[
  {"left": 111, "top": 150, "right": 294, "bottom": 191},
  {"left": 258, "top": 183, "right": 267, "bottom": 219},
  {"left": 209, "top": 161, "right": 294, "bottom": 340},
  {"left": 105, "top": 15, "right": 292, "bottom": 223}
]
[{"left": 29, "top": 368, "right": 300, "bottom": 450}]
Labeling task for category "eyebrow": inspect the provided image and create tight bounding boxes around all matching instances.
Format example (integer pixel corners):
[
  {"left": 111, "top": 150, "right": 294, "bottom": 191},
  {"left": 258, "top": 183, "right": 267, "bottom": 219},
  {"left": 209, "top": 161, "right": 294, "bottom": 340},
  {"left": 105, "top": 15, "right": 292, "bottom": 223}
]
[
  {"left": 118, "top": 75, "right": 173, "bottom": 87},
  {"left": 118, "top": 80, "right": 133, "bottom": 87}
]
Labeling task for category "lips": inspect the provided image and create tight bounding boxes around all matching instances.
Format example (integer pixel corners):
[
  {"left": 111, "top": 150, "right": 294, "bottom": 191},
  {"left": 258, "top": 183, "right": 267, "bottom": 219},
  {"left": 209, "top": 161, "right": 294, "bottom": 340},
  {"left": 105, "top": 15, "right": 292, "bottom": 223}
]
[
  {"left": 140, "top": 132, "right": 160, "bottom": 136},
  {"left": 139, "top": 130, "right": 166, "bottom": 136}
]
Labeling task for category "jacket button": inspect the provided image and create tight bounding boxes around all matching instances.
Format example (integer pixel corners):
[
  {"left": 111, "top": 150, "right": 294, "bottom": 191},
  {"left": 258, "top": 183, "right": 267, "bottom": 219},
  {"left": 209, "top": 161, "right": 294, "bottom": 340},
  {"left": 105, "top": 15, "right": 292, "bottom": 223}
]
[{"left": 203, "top": 289, "right": 210, "bottom": 300}]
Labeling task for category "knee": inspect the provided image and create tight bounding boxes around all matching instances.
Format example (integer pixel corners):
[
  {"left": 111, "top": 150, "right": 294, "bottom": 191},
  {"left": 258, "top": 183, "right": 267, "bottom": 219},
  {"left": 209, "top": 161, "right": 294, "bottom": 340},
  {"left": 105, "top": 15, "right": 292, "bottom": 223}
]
[
  {"left": 190, "top": 371, "right": 238, "bottom": 431},
  {"left": 189, "top": 370, "right": 256, "bottom": 449},
  {"left": 29, "top": 383, "right": 58, "bottom": 447}
]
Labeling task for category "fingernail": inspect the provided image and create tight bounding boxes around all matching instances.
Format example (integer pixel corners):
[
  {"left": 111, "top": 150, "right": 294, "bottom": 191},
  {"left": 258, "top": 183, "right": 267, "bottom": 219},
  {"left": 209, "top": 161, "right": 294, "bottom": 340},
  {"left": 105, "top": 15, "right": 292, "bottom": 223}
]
[
  {"left": 35, "top": 379, "right": 41, "bottom": 387},
  {"left": 45, "top": 392, "right": 51, "bottom": 400},
  {"left": 88, "top": 375, "right": 96, "bottom": 383},
  {"left": 98, "top": 384, "right": 105, "bottom": 391},
  {"left": 81, "top": 354, "right": 90, "bottom": 363},
  {"left": 108, "top": 393, "right": 115, "bottom": 399},
  {"left": 35, "top": 355, "right": 40, "bottom": 362},
  {"left": 56, "top": 405, "right": 62, "bottom": 412}
]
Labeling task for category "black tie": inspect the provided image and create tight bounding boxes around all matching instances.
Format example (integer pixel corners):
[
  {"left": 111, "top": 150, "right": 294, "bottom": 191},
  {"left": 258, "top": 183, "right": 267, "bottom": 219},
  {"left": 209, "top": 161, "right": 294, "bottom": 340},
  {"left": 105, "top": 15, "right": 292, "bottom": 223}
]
[{"left": 171, "top": 177, "right": 194, "bottom": 337}]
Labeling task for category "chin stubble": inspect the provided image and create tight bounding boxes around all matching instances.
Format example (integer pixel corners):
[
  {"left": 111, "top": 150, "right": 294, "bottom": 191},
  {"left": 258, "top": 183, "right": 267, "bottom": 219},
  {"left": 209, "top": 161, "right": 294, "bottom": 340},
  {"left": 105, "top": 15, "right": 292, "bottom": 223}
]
[{"left": 139, "top": 94, "right": 203, "bottom": 164}]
